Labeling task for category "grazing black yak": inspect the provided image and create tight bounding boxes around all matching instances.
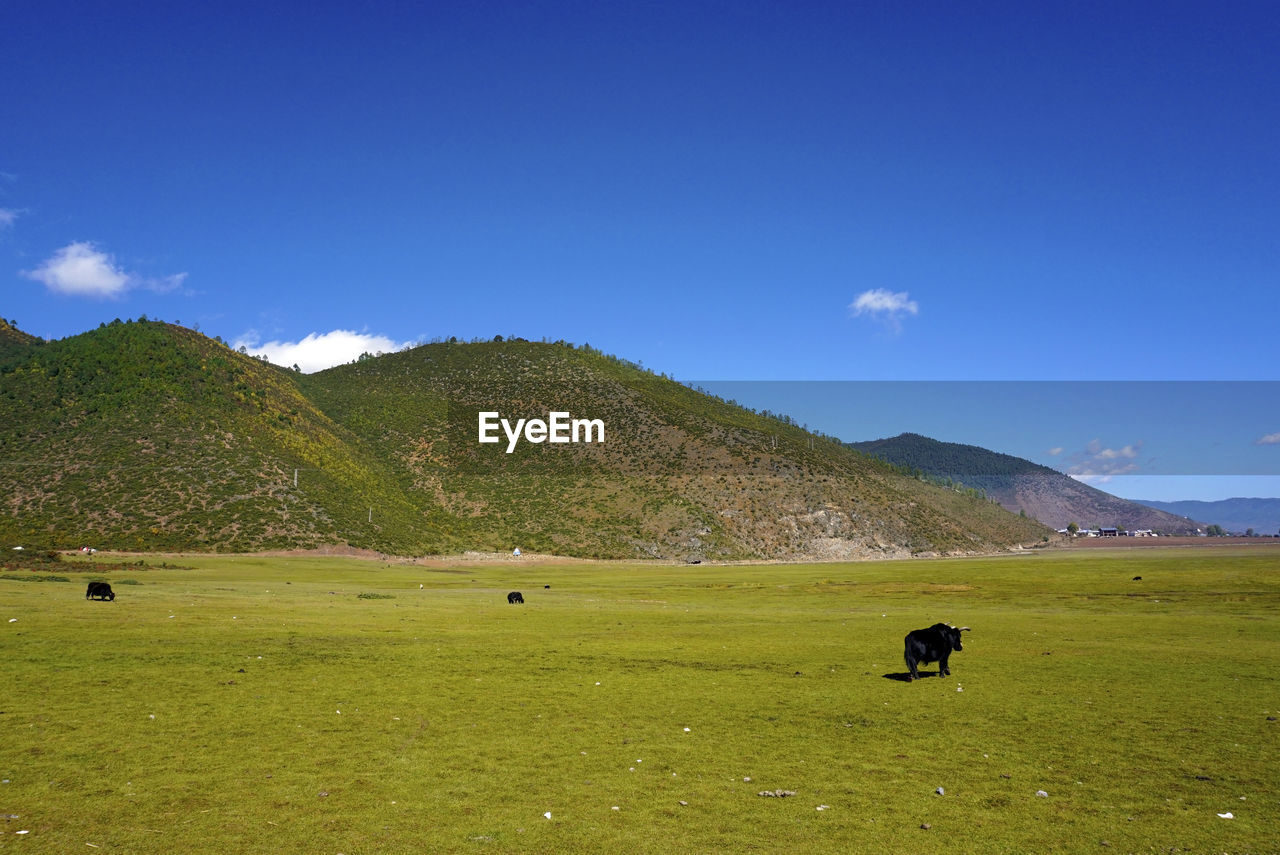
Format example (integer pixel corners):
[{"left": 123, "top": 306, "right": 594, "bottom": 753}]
[{"left": 86, "top": 581, "right": 115, "bottom": 601}]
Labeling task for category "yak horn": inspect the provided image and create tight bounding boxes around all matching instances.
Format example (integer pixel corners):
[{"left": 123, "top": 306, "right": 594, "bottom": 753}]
[{"left": 958, "top": 626, "right": 971, "bottom": 632}]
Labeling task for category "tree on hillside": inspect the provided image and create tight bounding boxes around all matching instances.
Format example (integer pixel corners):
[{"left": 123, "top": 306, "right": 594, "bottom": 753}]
[{"left": 1067, "top": 522, "right": 1079, "bottom": 536}]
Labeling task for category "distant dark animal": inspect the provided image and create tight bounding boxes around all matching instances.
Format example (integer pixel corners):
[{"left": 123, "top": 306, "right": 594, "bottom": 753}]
[
  {"left": 544, "top": 585, "right": 550, "bottom": 589},
  {"left": 1132, "top": 576, "right": 1142, "bottom": 581},
  {"left": 86, "top": 581, "right": 115, "bottom": 601},
  {"left": 904, "top": 623, "right": 968, "bottom": 681},
  {"left": 507, "top": 591, "right": 523, "bottom": 604}
]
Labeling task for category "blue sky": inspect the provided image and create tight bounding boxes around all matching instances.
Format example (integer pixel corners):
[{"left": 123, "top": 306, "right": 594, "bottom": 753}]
[{"left": 3, "top": 1, "right": 1278, "bottom": 500}]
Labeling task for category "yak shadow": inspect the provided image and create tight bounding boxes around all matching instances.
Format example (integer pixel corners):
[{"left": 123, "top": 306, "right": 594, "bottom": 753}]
[{"left": 882, "top": 671, "right": 944, "bottom": 682}]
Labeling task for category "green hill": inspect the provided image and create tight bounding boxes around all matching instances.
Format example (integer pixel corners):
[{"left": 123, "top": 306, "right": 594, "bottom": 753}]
[
  {"left": 0, "top": 321, "right": 1052, "bottom": 558},
  {"left": 0, "top": 317, "right": 41, "bottom": 349},
  {"left": 0, "top": 319, "right": 423, "bottom": 553}
]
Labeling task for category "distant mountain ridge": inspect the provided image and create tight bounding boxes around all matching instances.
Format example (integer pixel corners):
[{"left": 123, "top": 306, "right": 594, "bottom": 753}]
[
  {"left": 848, "top": 432, "right": 1205, "bottom": 534},
  {"left": 1130, "top": 498, "right": 1280, "bottom": 536},
  {"left": 0, "top": 319, "right": 1051, "bottom": 559}
]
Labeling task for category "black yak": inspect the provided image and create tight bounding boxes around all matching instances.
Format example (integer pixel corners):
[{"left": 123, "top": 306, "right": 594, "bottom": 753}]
[
  {"left": 904, "top": 623, "right": 968, "bottom": 681},
  {"left": 86, "top": 581, "right": 115, "bottom": 601}
]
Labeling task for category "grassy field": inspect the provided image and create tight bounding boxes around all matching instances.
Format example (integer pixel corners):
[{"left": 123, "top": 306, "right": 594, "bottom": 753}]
[{"left": 2, "top": 547, "right": 1278, "bottom": 853}]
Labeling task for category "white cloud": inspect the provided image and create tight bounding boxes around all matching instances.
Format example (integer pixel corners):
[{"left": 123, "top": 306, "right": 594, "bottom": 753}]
[
  {"left": 848, "top": 288, "right": 919, "bottom": 331},
  {"left": 234, "top": 329, "right": 412, "bottom": 373},
  {"left": 147, "top": 272, "right": 191, "bottom": 295},
  {"left": 1256, "top": 432, "right": 1280, "bottom": 446},
  {"left": 1069, "top": 473, "right": 1114, "bottom": 485},
  {"left": 0, "top": 209, "right": 17, "bottom": 230},
  {"left": 1092, "top": 442, "right": 1140, "bottom": 461},
  {"left": 1064, "top": 438, "right": 1145, "bottom": 478},
  {"left": 23, "top": 242, "right": 130, "bottom": 297},
  {"left": 22, "top": 241, "right": 187, "bottom": 298},
  {"left": 1047, "top": 447, "right": 1063, "bottom": 456}
]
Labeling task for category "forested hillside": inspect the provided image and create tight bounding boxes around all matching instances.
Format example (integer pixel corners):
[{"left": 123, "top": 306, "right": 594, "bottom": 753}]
[{"left": 1, "top": 320, "right": 1053, "bottom": 558}]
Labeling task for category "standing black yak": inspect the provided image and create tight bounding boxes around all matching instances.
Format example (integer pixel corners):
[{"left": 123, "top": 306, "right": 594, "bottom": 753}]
[{"left": 904, "top": 623, "right": 968, "bottom": 681}]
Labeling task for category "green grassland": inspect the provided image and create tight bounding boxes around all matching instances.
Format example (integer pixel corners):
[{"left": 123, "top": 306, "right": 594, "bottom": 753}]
[{"left": 2, "top": 547, "right": 1277, "bottom": 853}]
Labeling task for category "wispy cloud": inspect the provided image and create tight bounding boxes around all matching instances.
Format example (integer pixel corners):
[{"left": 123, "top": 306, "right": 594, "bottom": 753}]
[
  {"left": 1257, "top": 432, "right": 1280, "bottom": 446},
  {"left": 1064, "top": 438, "right": 1145, "bottom": 483},
  {"left": 0, "top": 209, "right": 18, "bottom": 230},
  {"left": 848, "top": 288, "right": 919, "bottom": 332},
  {"left": 21, "top": 241, "right": 187, "bottom": 298},
  {"left": 1047, "top": 447, "right": 1064, "bottom": 456},
  {"left": 233, "top": 329, "right": 412, "bottom": 373}
]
